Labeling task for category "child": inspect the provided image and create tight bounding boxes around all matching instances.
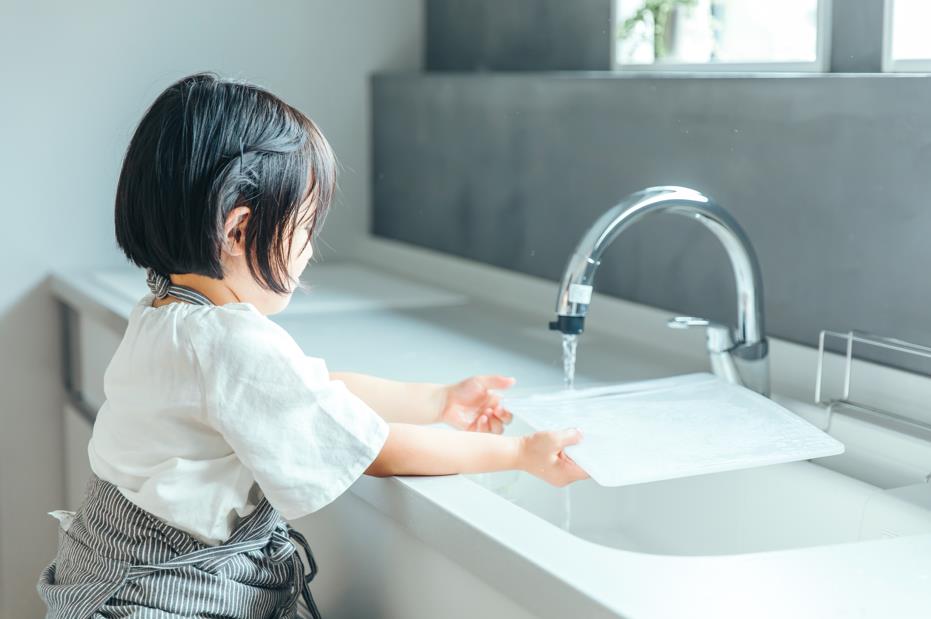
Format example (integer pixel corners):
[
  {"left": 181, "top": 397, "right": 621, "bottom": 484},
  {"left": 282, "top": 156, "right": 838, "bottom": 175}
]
[{"left": 37, "top": 72, "right": 587, "bottom": 619}]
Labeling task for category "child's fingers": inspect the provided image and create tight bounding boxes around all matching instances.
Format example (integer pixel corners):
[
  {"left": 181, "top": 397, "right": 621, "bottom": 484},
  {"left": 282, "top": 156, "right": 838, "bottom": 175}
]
[
  {"left": 483, "top": 396, "right": 513, "bottom": 424},
  {"left": 485, "top": 403, "right": 512, "bottom": 423},
  {"left": 554, "top": 427, "right": 583, "bottom": 449},
  {"left": 565, "top": 461, "right": 590, "bottom": 481},
  {"left": 477, "top": 375, "right": 517, "bottom": 391},
  {"left": 479, "top": 410, "right": 503, "bottom": 434},
  {"left": 558, "top": 450, "right": 589, "bottom": 480},
  {"left": 477, "top": 414, "right": 489, "bottom": 433},
  {"left": 465, "top": 408, "right": 509, "bottom": 434},
  {"left": 491, "top": 404, "right": 512, "bottom": 424}
]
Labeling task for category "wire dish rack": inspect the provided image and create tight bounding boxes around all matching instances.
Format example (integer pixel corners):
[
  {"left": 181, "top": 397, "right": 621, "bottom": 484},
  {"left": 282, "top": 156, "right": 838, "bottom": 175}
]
[{"left": 814, "top": 329, "right": 931, "bottom": 441}]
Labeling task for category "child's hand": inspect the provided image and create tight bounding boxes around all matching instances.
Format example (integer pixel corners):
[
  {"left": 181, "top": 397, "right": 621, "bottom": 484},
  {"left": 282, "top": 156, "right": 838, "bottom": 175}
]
[
  {"left": 440, "top": 375, "right": 516, "bottom": 433},
  {"left": 519, "top": 428, "right": 589, "bottom": 487}
]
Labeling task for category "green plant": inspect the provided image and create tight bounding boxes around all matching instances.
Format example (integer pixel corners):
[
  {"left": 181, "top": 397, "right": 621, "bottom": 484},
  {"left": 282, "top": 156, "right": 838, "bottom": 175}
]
[{"left": 618, "top": 0, "right": 698, "bottom": 61}]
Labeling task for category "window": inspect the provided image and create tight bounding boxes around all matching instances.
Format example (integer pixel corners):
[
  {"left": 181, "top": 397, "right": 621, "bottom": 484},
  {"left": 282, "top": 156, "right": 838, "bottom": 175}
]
[
  {"left": 613, "top": 0, "right": 831, "bottom": 72},
  {"left": 883, "top": 0, "right": 931, "bottom": 72}
]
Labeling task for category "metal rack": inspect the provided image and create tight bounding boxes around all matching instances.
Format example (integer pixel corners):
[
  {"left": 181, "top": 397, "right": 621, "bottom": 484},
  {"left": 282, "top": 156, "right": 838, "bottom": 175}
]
[{"left": 814, "top": 329, "right": 931, "bottom": 438}]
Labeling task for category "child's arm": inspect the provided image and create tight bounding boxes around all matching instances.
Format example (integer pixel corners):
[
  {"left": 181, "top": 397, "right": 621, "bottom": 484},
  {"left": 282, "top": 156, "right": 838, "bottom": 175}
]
[
  {"left": 331, "top": 372, "right": 514, "bottom": 432},
  {"left": 364, "top": 423, "right": 588, "bottom": 487}
]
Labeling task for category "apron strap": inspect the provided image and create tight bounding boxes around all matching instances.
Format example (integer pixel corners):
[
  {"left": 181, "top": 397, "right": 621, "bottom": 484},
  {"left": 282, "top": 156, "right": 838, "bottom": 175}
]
[
  {"left": 125, "top": 535, "right": 272, "bottom": 580},
  {"left": 287, "top": 526, "right": 322, "bottom": 619},
  {"left": 146, "top": 267, "right": 215, "bottom": 305}
]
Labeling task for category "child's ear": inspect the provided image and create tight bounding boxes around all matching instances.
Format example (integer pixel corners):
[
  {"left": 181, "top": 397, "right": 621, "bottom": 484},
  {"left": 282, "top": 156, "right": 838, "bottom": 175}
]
[{"left": 223, "top": 206, "right": 251, "bottom": 256}]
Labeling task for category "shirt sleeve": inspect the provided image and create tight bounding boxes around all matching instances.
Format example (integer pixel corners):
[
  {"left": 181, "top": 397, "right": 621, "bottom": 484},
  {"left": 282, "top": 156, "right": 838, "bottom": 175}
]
[{"left": 185, "top": 308, "right": 390, "bottom": 519}]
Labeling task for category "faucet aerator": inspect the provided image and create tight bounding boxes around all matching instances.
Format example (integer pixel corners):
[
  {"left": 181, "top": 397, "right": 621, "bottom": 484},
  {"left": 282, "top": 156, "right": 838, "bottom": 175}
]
[{"left": 549, "top": 315, "right": 586, "bottom": 335}]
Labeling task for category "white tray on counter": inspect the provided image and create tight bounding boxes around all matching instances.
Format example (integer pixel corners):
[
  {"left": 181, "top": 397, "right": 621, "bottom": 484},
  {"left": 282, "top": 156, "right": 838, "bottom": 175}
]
[{"left": 93, "top": 263, "right": 466, "bottom": 313}]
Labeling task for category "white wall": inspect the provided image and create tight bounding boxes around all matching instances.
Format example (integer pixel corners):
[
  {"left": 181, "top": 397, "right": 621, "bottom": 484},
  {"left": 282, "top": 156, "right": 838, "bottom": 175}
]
[{"left": 0, "top": 1, "right": 423, "bottom": 615}]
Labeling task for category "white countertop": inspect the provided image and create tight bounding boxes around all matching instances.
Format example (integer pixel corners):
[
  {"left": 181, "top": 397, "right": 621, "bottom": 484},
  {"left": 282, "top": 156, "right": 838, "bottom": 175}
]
[{"left": 51, "top": 258, "right": 931, "bottom": 619}]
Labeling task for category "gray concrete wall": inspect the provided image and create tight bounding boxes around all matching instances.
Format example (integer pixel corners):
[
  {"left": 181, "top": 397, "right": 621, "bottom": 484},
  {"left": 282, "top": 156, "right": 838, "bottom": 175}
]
[
  {"left": 372, "top": 73, "right": 931, "bottom": 364},
  {"left": 425, "top": 0, "right": 613, "bottom": 71}
]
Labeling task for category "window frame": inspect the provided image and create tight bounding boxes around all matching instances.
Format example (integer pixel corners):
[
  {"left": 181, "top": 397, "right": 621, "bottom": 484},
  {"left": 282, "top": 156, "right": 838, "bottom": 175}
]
[
  {"left": 882, "top": 0, "right": 931, "bottom": 72},
  {"left": 611, "top": 0, "right": 833, "bottom": 73}
]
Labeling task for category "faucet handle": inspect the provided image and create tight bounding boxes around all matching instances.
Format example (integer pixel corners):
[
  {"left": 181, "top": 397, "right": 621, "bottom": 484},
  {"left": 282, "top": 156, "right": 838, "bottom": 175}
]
[
  {"left": 667, "top": 316, "right": 736, "bottom": 353},
  {"left": 668, "top": 316, "right": 710, "bottom": 329}
]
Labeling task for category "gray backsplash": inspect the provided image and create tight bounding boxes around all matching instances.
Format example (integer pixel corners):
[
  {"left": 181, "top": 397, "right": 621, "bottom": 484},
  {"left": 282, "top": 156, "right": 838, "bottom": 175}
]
[
  {"left": 371, "top": 72, "right": 931, "bottom": 372},
  {"left": 425, "top": 0, "right": 612, "bottom": 71}
]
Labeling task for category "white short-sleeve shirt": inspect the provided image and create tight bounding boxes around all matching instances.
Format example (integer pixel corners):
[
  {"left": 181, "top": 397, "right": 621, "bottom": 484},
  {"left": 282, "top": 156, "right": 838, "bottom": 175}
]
[{"left": 88, "top": 293, "right": 389, "bottom": 545}]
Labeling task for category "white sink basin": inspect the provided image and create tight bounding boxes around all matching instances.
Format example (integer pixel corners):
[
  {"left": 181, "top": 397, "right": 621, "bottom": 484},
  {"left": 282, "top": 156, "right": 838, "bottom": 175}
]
[{"left": 469, "top": 416, "right": 931, "bottom": 556}]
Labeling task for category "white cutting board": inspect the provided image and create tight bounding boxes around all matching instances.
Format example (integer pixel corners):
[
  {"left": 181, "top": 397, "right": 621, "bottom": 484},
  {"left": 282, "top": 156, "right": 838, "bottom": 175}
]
[{"left": 504, "top": 373, "right": 844, "bottom": 487}]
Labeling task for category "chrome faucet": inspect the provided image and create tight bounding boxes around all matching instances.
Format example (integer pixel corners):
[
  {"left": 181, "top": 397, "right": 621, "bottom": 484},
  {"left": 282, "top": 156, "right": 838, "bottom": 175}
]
[{"left": 549, "top": 186, "right": 770, "bottom": 396}]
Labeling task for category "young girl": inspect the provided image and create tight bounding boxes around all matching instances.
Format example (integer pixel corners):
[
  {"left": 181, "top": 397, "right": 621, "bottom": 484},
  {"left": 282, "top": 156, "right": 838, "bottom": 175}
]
[{"left": 37, "top": 72, "right": 587, "bottom": 619}]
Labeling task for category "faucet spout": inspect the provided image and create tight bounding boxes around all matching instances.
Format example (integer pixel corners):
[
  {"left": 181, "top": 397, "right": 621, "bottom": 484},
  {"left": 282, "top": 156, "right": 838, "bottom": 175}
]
[{"left": 550, "top": 186, "right": 770, "bottom": 396}]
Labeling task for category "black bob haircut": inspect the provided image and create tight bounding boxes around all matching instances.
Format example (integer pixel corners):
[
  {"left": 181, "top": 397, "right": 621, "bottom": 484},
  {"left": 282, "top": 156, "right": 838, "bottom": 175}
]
[{"left": 115, "top": 71, "right": 336, "bottom": 294}]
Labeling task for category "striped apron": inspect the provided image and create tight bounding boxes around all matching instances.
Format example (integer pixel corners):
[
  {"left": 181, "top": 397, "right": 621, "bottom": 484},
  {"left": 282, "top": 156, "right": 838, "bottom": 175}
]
[
  {"left": 38, "top": 278, "right": 323, "bottom": 618},
  {"left": 38, "top": 475, "right": 321, "bottom": 618}
]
